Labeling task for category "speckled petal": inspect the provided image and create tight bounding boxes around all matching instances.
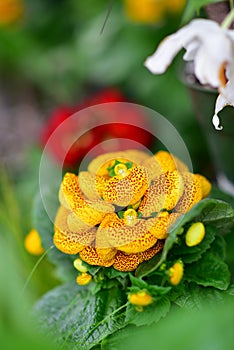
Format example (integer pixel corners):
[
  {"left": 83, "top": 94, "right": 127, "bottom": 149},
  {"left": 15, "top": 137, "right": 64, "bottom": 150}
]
[
  {"left": 113, "top": 251, "right": 141, "bottom": 271},
  {"left": 147, "top": 211, "right": 170, "bottom": 239},
  {"left": 102, "top": 166, "right": 149, "bottom": 207},
  {"left": 113, "top": 240, "right": 164, "bottom": 271},
  {"left": 175, "top": 172, "right": 203, "bottom": 213},
  {"left": 59, "top": 172, "right": 114, "bottom": 226},
  {"left": 53, "top": 206, "right": 96, "bottom": 254},
  {"left": 95, "top": 223, "right": 117, "bottom": 262},
  {"left": 139, "top": 171, "right": 183, "bottom": 215},
  {"left": 138, "top": 240, "right": 164, "bottom": 263},
  {"left": 78, "top": 171, "right": 105, "bottom": 200},
  {"left": 79, "top": 246, "right": 114, "bottom": 267},
  {"left": 155, "top": 151, "right": 188, "bottom": 173},
  {"left": 194, "top": 174, "right": 211, "bottom": 198}
]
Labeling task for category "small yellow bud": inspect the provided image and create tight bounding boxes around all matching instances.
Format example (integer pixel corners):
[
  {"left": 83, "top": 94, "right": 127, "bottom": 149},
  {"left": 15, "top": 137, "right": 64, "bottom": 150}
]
[
  {"left": 124, "top": 208, "right": 138, "bottom": 226},
  {"left": 114, "top": 163, "right": 128, "bottom": 178},
  {"left": 73, "top": 258, "right": 88, "bottom": 273},
  {"left": 24, "top": 229, "right": 45, "bottom": 255},
  {"left": 185, "top": 222, "right": 205, "bottom": 247},
  {"left": 76, "top": 272, "right": 92, "bottom": 286},
  {"left": 128, "top": 291, "right": 153, "bottom": 306},
  {"left": 169, "top": 261, "right": 184, "bottom": 285}
]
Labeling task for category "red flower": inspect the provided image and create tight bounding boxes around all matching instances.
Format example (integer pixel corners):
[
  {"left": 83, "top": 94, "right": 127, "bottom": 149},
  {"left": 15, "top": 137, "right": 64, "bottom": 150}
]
[{"left": 40, "top": 88, "right": 154, "bottom": 168}]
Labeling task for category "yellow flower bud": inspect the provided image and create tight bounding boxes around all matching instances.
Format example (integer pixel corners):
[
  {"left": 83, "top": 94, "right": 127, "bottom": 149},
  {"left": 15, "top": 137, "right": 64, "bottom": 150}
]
[
  {"left": 128, "top": 291, "right": 153, "bottom": 306},
  {"left": 24, "top": 229, "right": 44, "bottom": 255},
  {"left": 185, "top": 222, "right": 205, "bottom": 247},
  {"left": 73, "top": 258, "right": 88, "bottom": 273},
  {"left": 114, "top": 163, "right": 128, "bottom": 178},
  {"left": 169, "top": 261, "right": 184, "bottom": 285},
  {"left": 76, "top": 272, "right": 92, "bottom": 286},
  {"left": 124, "top": 208, "right": 138, "bottom": 226}
]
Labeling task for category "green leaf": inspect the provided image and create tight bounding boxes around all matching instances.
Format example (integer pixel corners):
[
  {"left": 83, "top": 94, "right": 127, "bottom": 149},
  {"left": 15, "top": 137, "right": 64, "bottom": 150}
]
[
  {"left": 182, "top": 0, "right": 223, "bottom": 24},
  {"left": 33, "top": 187, "right": 77, "bottom": 282},
  {"left": 175, "top": 283, "right": 226, "bottom": 310},
  {"left": 34, "top": 282, "right": 127, "bottom": 350},
  {"left": 196, "top": 200, "right": 234, "bottom": 232},
  {"left": 184, "top": 252, "right": 230, "bottom": 290},
  {"left": 135, "top": 252, "right": 162, "bottom": 278},
  {"left": 129, "top": 275, "right": 171, "bottom": 296},
  {"left": 126, "top": 297, "right": 170, "bottom": 326}
]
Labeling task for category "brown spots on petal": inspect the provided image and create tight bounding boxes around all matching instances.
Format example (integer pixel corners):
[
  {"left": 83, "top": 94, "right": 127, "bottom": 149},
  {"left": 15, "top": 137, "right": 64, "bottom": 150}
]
[
  {"left": 113, "top": 240, "right": 164, "bottom": 272},
  {"left": 79, "top": 246, "right": 114, "bottom": 267},
  {"left": 139, "top": 171, "right": 183, "bottom": 215},
  {"left": 102, "top": 166, "right": 149, "bottom": 207},
  {"left": 175, "top": 172, "right": 202, "bottom": 213},
  {"left": 155, "top": 151, "right": 188, "bottom": 173},
  {"left": 147, "top": 211, "right": 170, "bottom": 239},
  {"left": 59, "top": 172, "right": 114, "bottom": 226},
  {"left": 194, "top": 174, "right": 211, "bottom": 198},
  {"left": 78, "top": 171, "right": 105, "bottom": 200},
  {"left": 53, "top": 206, "right": 96, "bottom": 254}
]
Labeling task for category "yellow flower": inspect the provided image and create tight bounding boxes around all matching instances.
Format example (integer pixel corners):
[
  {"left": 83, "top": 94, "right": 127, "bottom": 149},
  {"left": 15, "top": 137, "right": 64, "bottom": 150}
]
[
  {"left": 24, "top": 229, "right": 45, "bottom": 255},
  {"left": 185, "top": 222, "right": 206, "bottom": 247},
  {"left": 169, "top": 260, "right": 184, "bottom": 285},
  {"left": 128, "top": 291, "right": 153, "bottom": 306},
  {"left": 76, "top": 272, "right": 92, "bottom": 286},
  {"left": 0, "top": 0, "right": 24, "bottom": 25},
  {"left": 123, "top": 0, "right": 186, "bottom": 24},
  {"left": 53, "top": 149, "right": 211, "bottom": 274}
]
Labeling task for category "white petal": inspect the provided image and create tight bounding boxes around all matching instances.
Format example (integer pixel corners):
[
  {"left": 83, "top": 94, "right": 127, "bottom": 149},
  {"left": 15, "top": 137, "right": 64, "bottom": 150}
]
[
  {"left": 144, "top": 19, "right": 221, "bottom": 75},
  {"left": 144, "top": 27, "right": 187, "bottom": 74},
  {"left": 194, "top": 36, "right": 232, "bottom": 87},
  {"left": 183, "top": 40, "right": 200, "bottom": 61},
  {"left": 212, "top": 94, "right": 229, "bottom": 130}
]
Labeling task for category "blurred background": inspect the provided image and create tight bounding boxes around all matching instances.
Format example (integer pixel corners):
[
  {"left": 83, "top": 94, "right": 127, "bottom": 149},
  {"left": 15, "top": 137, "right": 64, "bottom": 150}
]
[{"left": 0, "top": 1, "right": 233, "bottom": 349}]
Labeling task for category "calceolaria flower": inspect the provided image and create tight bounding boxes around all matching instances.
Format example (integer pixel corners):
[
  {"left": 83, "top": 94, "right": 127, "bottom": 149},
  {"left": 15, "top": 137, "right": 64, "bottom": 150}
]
[
  {"left": 24, "top": 229, "right": 45, "bottom": 255},
  {"left": 53, "top": 149, "right": 211, "bottom": 276},
  {"left": 169, "top": 260, "right": 184, "bottom": 285},
  {"left": 145, "top": 19, "right": 234, "bottom": 130}
]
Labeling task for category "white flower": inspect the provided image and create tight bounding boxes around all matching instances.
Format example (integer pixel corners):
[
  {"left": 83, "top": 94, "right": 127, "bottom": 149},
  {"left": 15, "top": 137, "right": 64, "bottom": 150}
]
[{"left": 144, "top": 19, "right": 234, "bottom": 130}]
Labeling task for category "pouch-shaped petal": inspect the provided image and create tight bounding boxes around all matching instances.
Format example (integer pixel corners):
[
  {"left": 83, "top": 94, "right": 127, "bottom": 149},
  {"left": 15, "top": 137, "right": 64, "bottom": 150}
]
[
  {"left": 175, "top": 172, "right": 202, "bottom": 213},
  {"left": 102, "top": 166, "right": 149, "bottom": 207},
  {"left": 79, "top": 246, "right": 115, "bottom": 267},
  {"left": 53, "top": 206, "right": 96, "bottom": 254},
  {"left": 59, "top": 172, "right": 114, "bottom": 226},
  {"left": 139, "top": 170, "right": 183, "bottom": 215}
]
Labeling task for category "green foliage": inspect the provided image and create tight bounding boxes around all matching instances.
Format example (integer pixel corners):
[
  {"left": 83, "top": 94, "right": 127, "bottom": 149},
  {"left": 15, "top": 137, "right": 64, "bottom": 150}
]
[
  {"left": 126, "top": 296, "right": 171, "bottom": 326},
  {"left": 33, "top": 189, "right": 234, "bottom": 348},
  {"left": 33, "top": 282, "right": 127, "bottom": 350},
  {"left": 185, "top": 252, "right": 230, "bottom": 290}
]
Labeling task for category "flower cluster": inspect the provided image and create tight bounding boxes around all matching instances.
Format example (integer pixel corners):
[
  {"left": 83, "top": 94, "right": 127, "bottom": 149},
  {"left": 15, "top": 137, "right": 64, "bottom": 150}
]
[{"left": 53, "top": 149, "right": 211, "bottom": 274}]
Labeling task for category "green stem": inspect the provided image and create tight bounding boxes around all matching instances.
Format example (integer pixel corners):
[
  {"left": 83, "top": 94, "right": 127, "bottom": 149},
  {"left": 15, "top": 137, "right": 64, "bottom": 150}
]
[
  {"left": 21, "top": 245, "right": 54, "bottom": 296},
  {"left": 221, "top": 7, "right": 234, "bottom": 28},
  {"left": 230, "top": 0, "right": 234, "bottom": 10}
]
